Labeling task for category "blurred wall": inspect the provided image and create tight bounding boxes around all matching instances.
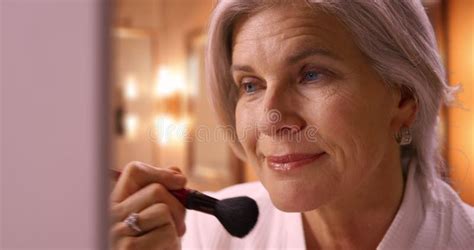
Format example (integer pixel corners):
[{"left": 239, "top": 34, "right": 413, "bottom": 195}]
[
  {"left": 112, "top": 0, "right": 162, "bottom": 171},
  {"left": 447, "top": 0, "right": 474, "bottom": 205},
  {"left": 155, "top": 0, "right": 220, "bottom": 175},
  {"left": 112, "top": 0, "right": 215, "bottom": 170},
  {"left": 112, "top": 0, "right": 239, "bottom": 191}
]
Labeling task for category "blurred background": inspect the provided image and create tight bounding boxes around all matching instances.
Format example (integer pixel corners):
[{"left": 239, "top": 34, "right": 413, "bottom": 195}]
[
  {"left": 108, "top": 0, "right": 246, "bottom": 192},
  {"left": 1, "top": 0, "right": 473, "bottom": 249},
  {"left": 109, "top": 0, "right": 474, "bottom": 205}
]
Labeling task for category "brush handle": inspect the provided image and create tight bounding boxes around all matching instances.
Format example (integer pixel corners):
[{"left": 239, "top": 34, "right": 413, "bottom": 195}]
[
  {"left": 110, "top": 168, "right": 218, "bottom": 215},
  {"left": 176, "top": 189, "right": 218, "bottom": 215}
]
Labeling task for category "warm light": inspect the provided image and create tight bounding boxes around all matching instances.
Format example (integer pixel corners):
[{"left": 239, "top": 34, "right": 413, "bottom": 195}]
[
  {"left": 125, "top": 75, "right": 138, "bottom": 100},
  {"left": 187, "top": 55, "right": 199, "bottom": 97},
  {"left": 175, "top": 118, "right": 189, "bottom": 140},
  {"left": 154, "top": 115, "right": 173, "bottom": 144},
  {"left": 125, "top": 114, "right": 139, "bottom": 138},
  {"left": 154, "top": 67, "right": 185, "bottom": 97},
  {"left": 154, "top": 115, "right": 189, "bottom": 145}
]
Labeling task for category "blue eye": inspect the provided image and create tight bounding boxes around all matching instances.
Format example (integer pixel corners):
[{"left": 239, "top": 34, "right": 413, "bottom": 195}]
[
  {"left": 243, "top": 82, "right": 258, "bottom": 93},
  {"left": 303, "top": 71, "right": 322, "bottom": 82}
]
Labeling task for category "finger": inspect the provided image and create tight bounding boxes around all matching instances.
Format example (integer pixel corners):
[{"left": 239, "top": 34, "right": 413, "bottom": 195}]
[
  {"left": 110, "top": 161, "right": 187, "bottom": 203},
  {"left": 110, "top": 182, "right": 186, "bottom": 232},
  {"left": 110, "top": 202, "right": 186, "bottom": 239},
  {"left": 127, "top": 193, "right": 186, "bottom": 237},
  {"left": 116, "top": 223, "right": 180, "bottom": 250},
  {"left": 137, "top": 203, "right": 185, "bottom": 237},
  {"left": 168, "top": 166, "right": 182, "bottom": 174},
  {"left": 109, "top": 213, "right": 145, "bottom": 242}
]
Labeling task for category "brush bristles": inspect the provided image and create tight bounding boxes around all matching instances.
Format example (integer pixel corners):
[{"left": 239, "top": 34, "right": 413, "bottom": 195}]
[
  {"left": 185, "top": 190, "right": 218, "bottom": 215},
  {"left": 215, "top": 196, "right": 259, "bottom": 238}
]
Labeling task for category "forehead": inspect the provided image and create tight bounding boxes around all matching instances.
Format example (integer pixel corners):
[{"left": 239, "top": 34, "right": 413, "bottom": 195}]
[
  {"left": 231, "top": 5, "right": 362, "bottom": 64},
  {"left": 233, "top": 5, "right": 336, "bottom": 41}
]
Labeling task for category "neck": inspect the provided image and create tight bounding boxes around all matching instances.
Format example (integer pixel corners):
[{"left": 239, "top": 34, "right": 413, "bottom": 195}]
[{"left": 303, "top": 151, "right": 405, "bottom": 249}]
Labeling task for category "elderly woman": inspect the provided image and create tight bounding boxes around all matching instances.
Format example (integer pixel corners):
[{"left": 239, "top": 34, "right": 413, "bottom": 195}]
[{"left": 109, "top": 0, "right": 474, "bottom": 249}]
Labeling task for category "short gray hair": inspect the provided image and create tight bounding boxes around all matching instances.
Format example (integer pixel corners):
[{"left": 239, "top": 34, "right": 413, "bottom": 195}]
[{"left": 205, "top": 0, "right": 458, "bottom": 191}]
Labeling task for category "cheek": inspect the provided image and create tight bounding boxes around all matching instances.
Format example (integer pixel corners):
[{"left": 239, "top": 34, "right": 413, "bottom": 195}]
[
  {"left": 317, "top": 87, "right": 391, "bottom": 172},
  {"left": 235, "top": 102, "right": 259, "bottom": 160}
]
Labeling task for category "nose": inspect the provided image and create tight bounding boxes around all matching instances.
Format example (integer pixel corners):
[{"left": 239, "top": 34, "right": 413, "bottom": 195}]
[{"left": 257, "top": 87, "right": 306, "bottom": 138}]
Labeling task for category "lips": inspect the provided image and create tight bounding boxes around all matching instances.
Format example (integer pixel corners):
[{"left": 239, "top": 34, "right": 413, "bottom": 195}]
[{"left": 266, "top": 153, "right": 325, "bottom": 171}]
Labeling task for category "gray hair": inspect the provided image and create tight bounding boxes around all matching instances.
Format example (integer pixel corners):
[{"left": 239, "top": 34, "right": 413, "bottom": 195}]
[{"left": 205, "top": 0, "right": 458, "bottom": 191}]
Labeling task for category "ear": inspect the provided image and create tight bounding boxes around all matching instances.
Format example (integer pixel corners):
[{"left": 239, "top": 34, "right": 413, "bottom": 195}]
[{"left": 390, "top": 87, "right": 418, "bottom": 132}]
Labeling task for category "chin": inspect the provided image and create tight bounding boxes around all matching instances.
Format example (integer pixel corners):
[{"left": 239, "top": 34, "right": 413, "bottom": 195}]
[{"left": 263, "top": 181, "right": 326, "bottom": 212}]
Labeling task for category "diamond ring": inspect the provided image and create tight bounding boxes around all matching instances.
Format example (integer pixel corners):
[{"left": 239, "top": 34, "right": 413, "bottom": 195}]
[{"left": 123, "top": 212, "right": 142, "bottom": 233}]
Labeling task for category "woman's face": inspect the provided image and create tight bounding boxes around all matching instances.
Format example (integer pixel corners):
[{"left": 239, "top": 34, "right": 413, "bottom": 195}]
[{"left": 232, "top": 6, "right": 406, "bottom": 211}]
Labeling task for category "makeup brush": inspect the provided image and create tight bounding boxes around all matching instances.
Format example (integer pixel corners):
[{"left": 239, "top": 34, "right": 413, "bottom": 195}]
[{"left": 110, "top": 169, "right": 259, "bottom": 238}]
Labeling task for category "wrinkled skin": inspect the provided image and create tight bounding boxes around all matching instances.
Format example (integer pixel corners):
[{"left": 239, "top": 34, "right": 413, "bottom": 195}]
[{"left": 231, "top": 4, "right": 416, "bottom": 248}]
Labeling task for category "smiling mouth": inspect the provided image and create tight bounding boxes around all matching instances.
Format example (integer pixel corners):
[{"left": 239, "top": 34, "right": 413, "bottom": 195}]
[{"left": 266, "top": 152, "right": 326, "bottom": 172}]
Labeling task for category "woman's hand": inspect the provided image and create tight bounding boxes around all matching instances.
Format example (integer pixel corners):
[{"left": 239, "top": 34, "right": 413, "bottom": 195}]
[{"left": 109, "top": 161, "right": 187, "bottom": 250}]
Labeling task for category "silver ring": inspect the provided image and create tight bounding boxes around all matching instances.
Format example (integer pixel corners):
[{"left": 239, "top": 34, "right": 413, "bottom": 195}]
[{"left": 123, "top": 212, "right": 142, "bottom": 233}]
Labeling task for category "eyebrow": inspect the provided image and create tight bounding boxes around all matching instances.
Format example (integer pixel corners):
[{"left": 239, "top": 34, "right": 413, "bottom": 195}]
[
  {"left": 230, "top": 47, "right": 343, "bottom": 73},
  {"left": 287, "top": 47, "right": 342, "bottom": 64},
  {"left": 230, "top": 64, "right": 255, "bottom": 73}
]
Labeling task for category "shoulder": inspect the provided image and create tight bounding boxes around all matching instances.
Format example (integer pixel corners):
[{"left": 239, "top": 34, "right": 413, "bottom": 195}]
[
  {"left": 438, "top": 178, "right": 474, "bottom": 215},
  {"left": 429, "top": 177, "right": 474, "bottom": 220},
  {"left": 423, "top": 178, "right": 474, "bottom": 247},
  {"left": 379, "top": 165, "right": 474, "bottom": 249}
]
